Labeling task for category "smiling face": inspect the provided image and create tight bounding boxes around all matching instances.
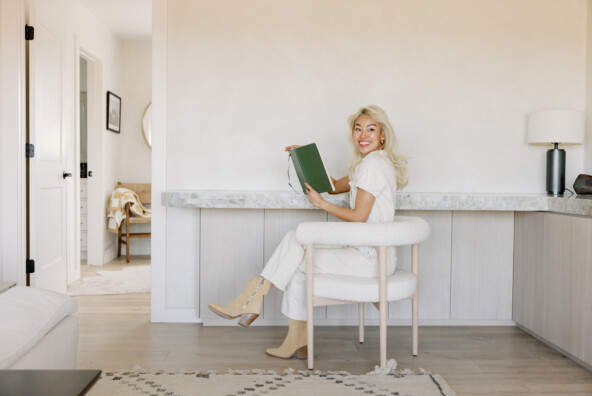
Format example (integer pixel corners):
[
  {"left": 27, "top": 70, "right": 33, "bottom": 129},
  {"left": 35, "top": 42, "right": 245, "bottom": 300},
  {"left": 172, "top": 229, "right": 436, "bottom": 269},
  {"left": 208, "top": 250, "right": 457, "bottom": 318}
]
[{"left": 352, "top": 114, "right": 383, "bottom": 156}]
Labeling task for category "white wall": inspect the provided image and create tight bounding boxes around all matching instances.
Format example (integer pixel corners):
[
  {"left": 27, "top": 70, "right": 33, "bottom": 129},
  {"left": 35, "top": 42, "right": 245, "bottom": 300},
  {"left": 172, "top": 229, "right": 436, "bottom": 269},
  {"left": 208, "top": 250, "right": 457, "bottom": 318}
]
[
  {"left": 120, "top": 39, "right": 152, "bottom": 184},
  {"left": 0, "top": 0, "right": 25, "bottom": 284},
  {"left": 152, "top": 0, "right": 590, "bottom": 322},
  {"left": 119, "top": 39, "right": 152, "bottom": 255},
  {"left": 166, "top": 0, "right": 586, "bottom": 194}
]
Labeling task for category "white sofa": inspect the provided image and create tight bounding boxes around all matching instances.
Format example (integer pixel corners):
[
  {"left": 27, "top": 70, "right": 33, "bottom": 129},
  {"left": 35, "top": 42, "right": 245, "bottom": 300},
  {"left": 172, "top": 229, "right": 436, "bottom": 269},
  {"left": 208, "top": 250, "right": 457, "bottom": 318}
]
[{"left": 0, "top": 286, "right": 79, "bottom": 369}]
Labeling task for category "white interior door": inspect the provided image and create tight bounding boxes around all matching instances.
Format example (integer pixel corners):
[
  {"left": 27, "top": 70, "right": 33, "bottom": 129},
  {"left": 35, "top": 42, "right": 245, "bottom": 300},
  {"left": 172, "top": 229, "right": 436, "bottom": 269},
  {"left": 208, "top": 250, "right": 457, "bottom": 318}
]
[{"left": 27, "top": 0, "right": 69, "bottom": 293}]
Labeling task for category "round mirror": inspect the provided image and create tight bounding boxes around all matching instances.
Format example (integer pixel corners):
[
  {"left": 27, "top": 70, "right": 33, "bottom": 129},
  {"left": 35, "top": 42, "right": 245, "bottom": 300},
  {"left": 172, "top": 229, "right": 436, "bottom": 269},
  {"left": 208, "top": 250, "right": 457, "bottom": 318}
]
[{"left": 142, "top": 102, "right": 152, "bottom": 149}]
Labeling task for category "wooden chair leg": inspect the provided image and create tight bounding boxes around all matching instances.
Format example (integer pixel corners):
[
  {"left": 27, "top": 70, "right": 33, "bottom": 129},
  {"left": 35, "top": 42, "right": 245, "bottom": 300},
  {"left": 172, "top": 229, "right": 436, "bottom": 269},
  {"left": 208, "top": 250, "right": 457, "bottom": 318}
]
[
  {"left": 358, "top": 303, "right": 364, "bottom": 344},
  {"left": 125, "top": 206, "right": 130, "bottom": 263},
  {"left": 306, "top": 245, "right": 314, "bottom": 370},
  {"left": 378, "top": 246, "right": 387, "bottom": 367},
  {"left": 117, "top": 224, "right": 122, "bottom": 257},
  {"left": 412, "top": 295, "right": 418, "bottom": 356}
]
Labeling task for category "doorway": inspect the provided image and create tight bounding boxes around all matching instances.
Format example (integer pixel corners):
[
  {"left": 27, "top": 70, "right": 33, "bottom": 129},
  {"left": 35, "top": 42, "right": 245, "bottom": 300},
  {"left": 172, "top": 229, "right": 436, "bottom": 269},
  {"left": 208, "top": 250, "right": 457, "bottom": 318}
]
[
  {"left": 68, "top": 40, "right": 152, "bottom": 297},
  {"left": 69, "top": 48, "right": 104, "bottom": 289}
]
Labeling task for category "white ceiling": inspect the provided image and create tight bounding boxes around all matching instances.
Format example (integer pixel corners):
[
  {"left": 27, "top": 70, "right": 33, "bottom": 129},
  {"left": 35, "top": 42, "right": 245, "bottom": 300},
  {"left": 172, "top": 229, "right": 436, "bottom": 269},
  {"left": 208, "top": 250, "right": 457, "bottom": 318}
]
[{"left": 78, "top": 0, "right": 152, "bottom": 40}]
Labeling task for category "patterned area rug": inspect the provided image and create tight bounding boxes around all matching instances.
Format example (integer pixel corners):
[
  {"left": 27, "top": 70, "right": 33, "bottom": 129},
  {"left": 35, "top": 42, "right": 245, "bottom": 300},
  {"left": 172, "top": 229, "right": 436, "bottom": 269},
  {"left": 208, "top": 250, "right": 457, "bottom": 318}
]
[
  {"left": 67, "top": 265, "right": 150, "bottom": 296},
  {"left": 88, "top": 366, "right": 456, "bottom": 396}
]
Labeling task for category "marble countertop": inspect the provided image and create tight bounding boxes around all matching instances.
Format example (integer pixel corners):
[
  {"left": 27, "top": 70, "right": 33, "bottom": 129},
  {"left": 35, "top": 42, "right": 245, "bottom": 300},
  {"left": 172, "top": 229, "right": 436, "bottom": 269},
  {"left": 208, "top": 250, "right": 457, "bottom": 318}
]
[{"left": 162, "top": 191, "right": 592, "bottom": 216}]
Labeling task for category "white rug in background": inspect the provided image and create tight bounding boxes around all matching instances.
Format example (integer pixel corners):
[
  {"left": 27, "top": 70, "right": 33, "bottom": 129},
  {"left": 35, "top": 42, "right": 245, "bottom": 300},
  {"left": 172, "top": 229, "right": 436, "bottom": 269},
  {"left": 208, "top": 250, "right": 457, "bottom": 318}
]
[{"left": 67, "top": 265, "right": 151, "bottom": 296}]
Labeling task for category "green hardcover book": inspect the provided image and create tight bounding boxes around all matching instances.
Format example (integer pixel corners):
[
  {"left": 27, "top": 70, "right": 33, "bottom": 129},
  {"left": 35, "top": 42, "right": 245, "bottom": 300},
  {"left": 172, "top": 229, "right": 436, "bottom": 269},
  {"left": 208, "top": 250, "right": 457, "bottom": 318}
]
[{"left": 289, "top": 143, "right": 335, "bottom": 194}]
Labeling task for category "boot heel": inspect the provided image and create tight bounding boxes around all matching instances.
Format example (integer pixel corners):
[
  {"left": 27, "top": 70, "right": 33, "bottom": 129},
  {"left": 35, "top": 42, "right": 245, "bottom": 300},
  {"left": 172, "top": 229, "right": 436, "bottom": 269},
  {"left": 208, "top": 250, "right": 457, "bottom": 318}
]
[
  {"left": 296, "top": 346, "right": 308, "bottom": 359},
  {"left": 238, "top": 313, "right": 259, "bottom": 327}
]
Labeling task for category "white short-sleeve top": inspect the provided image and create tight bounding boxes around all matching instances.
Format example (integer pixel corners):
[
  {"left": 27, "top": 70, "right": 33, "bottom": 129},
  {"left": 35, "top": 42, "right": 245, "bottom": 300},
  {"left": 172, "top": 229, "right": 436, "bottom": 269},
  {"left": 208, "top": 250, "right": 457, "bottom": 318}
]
[
  {"left": 348, "top": 150, "right": 398, "bottom": 269},
  {"left": 349, "top": 150, "right": 397, "bottom": 222}
]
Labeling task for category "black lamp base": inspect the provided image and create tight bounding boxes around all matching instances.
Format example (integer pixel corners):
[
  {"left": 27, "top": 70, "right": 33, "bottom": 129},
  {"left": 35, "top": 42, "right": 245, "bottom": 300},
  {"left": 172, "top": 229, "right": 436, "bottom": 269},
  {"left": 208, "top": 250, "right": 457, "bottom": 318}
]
[{"left": 546, "top": 146, "right": 565, "bottom": 196}]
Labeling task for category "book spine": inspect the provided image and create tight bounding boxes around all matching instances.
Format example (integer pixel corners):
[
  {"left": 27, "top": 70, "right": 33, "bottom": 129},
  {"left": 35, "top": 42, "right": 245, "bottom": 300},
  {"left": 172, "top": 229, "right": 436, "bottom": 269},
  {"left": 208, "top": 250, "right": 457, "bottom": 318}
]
[{"left": 318, "top": 151, "right": 335, "bottom": 192}]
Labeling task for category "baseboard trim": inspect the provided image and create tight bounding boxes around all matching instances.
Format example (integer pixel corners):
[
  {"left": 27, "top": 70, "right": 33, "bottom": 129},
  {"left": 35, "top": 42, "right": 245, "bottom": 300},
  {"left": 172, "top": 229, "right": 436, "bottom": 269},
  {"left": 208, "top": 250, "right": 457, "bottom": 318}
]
[
  {"left": 151, "top": 308, "right": 203, "bottom": 323},
  {"left": 200, "top": 318, "right": 516, "bottom": 326}
]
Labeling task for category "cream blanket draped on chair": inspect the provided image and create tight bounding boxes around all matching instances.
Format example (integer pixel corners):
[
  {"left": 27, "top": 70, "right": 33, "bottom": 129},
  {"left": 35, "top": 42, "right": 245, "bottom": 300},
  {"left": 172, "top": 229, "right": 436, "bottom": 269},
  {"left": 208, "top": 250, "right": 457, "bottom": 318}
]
[{"left": 107, "top": 187, "right": 151, "bottom": 233}]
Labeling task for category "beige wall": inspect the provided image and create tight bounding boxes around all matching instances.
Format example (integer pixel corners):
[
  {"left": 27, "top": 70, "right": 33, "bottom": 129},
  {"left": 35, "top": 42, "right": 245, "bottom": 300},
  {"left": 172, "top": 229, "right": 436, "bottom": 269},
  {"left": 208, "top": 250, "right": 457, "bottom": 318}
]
[{"left": 166, "top": 0, "right": 587, "bottom": 194}]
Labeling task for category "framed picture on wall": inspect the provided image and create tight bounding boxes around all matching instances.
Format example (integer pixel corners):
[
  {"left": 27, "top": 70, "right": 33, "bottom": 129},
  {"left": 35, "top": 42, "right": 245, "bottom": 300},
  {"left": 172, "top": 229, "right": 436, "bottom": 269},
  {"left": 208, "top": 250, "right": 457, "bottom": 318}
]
[{"left": 106, "top": 91, "right": 121, "bottom": 133}]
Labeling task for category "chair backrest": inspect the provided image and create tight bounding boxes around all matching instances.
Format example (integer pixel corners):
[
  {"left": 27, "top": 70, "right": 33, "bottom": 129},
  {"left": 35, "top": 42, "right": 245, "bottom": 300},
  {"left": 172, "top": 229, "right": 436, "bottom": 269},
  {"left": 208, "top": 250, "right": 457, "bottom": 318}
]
[{"left": 117, "top": 182, "right": 151, "bottom": 205}]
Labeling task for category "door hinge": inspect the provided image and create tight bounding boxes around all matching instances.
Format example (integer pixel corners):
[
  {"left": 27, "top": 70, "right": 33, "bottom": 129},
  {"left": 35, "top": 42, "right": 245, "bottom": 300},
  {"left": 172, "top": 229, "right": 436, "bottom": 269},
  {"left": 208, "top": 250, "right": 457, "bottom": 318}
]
[
  {"left": 25, "top": 25, "right": 34, "bottom": 41},
  {"left": 26, "top": 259, "right": 35, "bottom": 274},
  {"left": 26, "top": 143, "right": 34, "bottom": 158}
]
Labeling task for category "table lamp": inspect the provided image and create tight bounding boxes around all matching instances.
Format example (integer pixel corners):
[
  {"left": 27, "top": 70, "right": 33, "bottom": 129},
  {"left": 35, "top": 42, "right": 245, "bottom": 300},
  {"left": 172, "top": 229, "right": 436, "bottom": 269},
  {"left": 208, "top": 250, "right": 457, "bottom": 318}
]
[{"left": 527, "top": 110, "right": 585, "bottom": 195}]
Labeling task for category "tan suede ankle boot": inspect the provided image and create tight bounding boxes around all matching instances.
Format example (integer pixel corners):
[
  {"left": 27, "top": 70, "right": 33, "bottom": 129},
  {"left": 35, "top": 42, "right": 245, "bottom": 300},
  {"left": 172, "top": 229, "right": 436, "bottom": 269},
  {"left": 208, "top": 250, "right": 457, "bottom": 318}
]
[
  {"left": 208, "top": 277, "right": 272, "bottom": 326},
  {"left": 265, "top": 319, "right": 308, "bottom": 359}
]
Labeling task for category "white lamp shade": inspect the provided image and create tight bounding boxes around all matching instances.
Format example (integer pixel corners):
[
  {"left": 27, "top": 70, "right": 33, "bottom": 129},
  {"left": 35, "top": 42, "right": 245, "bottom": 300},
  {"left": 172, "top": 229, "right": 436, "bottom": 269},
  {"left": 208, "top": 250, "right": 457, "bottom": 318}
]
[{"left": 527, "top": 110, "right": 585, "bottom": 145}]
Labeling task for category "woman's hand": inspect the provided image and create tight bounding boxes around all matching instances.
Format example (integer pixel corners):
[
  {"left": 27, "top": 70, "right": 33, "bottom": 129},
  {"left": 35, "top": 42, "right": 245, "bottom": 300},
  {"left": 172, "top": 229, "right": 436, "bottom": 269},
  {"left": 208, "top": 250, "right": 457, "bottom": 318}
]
[
  {"left": 305, "top": 183, "right": 325, "bottom": 209},
  {"left": 284, "top": 145, "right": 301, "bottom": 152}
]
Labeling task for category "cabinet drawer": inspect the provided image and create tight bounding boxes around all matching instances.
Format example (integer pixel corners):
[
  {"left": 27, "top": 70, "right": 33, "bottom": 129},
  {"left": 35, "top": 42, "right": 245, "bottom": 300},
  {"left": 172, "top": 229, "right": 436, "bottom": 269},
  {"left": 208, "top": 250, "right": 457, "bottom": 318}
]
[{"left": 80, "top": 230, "right": 88, "bottom": 248}]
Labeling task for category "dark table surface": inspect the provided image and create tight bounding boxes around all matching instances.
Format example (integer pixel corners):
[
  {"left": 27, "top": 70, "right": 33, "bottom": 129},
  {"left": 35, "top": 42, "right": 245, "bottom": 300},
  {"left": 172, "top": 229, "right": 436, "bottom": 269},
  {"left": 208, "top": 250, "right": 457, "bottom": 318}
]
[{"left": 0, "top": 369, "right": 102, "bottom": 396}]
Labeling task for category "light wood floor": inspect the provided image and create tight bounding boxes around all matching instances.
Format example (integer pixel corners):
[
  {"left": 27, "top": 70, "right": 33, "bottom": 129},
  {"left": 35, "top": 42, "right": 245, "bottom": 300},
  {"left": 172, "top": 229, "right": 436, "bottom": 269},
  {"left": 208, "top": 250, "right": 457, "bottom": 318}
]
[
  {"left": 74, "top": 260, "right": 592, "bottom": 395},
  {"left": 78, "top": 255, "right": 150, "bottom": 278}
]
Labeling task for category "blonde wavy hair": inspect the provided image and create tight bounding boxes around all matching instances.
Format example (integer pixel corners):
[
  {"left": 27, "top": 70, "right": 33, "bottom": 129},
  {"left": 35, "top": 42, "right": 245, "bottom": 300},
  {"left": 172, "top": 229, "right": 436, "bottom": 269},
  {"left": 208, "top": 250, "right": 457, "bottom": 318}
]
[{"left": 348, "top": 105, "right": 408, "bottom": 190}]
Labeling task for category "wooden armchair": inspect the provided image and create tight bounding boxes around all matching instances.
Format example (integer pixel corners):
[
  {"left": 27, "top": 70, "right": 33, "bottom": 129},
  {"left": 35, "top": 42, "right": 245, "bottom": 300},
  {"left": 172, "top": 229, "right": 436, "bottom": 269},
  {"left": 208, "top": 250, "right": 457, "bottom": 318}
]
[{"left": 117, "top": 182, "right": 151, "bottom": 263}]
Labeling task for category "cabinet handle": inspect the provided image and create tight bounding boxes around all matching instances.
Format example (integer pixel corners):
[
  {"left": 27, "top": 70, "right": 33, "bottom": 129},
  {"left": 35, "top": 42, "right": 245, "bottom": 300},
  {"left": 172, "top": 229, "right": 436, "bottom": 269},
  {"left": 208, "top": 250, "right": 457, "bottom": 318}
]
[{"left": 88, "top": 171, "right": 93, "bottom": 177}]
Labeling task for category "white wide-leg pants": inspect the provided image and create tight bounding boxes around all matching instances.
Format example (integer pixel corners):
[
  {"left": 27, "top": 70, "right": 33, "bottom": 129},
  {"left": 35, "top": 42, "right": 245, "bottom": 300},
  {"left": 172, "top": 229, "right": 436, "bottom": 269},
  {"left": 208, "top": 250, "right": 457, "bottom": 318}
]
[{"left": 260, "top": 229, "right": 396, "bottom": 321}]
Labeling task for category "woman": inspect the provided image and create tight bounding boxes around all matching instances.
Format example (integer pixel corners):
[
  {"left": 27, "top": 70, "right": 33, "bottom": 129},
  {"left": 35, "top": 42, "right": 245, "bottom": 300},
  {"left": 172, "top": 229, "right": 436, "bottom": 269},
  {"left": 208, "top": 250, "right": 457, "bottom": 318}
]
[{"left": 208, "top": 105, "right": 408, "bottom": 359}]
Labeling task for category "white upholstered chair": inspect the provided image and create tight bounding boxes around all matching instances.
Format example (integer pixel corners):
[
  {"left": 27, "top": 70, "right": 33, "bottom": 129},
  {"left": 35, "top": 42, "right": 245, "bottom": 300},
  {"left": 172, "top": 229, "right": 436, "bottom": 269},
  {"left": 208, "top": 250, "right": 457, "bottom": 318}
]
[{"left": 296, "top": 216, "right": 430, "bottom": 369}]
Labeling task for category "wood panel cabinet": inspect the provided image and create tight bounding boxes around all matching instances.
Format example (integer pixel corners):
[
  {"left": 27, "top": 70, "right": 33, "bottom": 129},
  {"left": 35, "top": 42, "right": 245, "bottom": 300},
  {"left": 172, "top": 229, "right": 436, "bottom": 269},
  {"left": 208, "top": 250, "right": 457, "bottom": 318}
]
[
  {"left": 451, "top": 211, "right": 514, "bottom": 320},
  {"left": 513, "top": 212, "right": 546, "bottom": 336},
  {"left": 389, "top": 210, "right": 453, "bottom": 321},
  {"left": 198, "top": 209, "right": 516, "bottom": 325},
  {"left": 199, "top": 209, "right": 264, "bottom": 320},
  {"left": 514, "top": 212, "right": 592, "bottom": 367}
]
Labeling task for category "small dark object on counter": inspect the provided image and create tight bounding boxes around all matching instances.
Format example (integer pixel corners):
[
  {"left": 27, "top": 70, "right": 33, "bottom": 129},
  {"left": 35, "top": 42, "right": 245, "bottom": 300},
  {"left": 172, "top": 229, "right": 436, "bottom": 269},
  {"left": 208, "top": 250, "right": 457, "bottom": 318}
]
[{"left": 573, "top": 174, "right": 592, "bottom": 194}]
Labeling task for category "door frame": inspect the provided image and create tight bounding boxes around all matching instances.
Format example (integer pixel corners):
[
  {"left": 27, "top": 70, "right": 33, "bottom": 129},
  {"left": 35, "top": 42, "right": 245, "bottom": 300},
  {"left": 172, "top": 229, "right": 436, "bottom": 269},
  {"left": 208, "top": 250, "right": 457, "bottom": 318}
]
[{"left": 73, "top": 38, "right": 104, "bottom": 282}]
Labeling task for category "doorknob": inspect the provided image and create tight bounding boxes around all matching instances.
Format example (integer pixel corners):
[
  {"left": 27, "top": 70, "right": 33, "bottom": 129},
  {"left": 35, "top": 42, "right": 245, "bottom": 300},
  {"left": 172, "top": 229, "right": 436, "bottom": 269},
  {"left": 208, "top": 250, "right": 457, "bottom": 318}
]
[
  {"left": 88, "top": 171, "right": 93, "bottom": 177},
  {"left": 63, "top": 171, "right": 72, "bottom": 179}
]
